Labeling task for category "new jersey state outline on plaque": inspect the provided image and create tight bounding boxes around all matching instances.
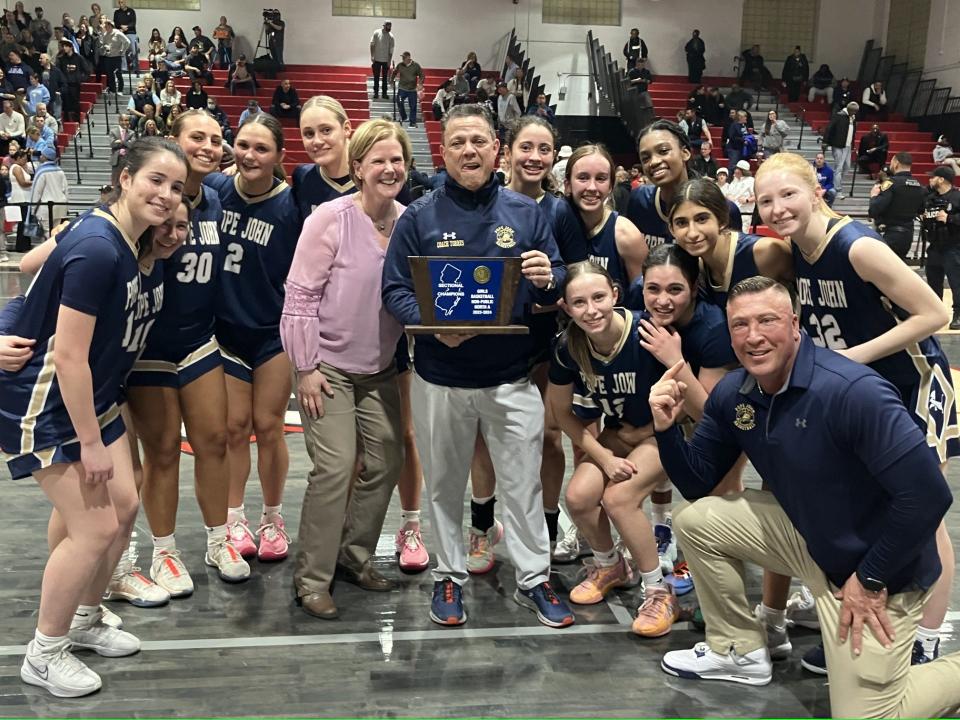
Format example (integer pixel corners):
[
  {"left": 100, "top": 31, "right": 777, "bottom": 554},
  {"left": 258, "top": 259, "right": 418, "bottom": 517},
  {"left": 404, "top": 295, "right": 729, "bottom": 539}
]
[{"left": 435, "top": 263, "right": 464, "bottom": 317}]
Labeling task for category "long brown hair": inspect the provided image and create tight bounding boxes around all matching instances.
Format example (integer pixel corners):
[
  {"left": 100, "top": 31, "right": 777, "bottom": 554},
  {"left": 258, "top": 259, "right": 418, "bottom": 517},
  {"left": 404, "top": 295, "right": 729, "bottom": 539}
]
[{"left": 560, "top": 260, "right": 618, "bottom": 391}]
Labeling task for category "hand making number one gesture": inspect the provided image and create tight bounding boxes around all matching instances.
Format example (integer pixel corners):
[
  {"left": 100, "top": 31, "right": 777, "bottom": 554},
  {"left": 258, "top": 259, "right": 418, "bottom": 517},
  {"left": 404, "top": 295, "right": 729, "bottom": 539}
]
[{"left": 648, "top": 360, "right": 688, "bottom": 432}]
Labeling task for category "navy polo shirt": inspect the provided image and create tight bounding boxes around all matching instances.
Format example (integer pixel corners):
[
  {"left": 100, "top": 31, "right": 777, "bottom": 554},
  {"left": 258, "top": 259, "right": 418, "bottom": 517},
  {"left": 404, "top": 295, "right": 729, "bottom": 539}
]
[{"left": 656, "top": 334, "right": 951, "bottom": 593}]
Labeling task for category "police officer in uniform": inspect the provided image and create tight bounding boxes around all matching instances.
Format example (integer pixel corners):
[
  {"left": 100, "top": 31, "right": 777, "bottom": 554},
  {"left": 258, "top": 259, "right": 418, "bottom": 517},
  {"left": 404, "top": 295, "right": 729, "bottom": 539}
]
[
  {"left": 921, "top": 164, "right": 960, "bottom": 329},
  {"left": 868, "top": 151, "right": 924, "bottom": 260}
]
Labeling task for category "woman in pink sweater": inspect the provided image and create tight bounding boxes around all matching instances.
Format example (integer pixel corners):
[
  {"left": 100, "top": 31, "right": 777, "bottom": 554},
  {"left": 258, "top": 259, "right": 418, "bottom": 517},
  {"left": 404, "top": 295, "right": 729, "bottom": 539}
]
[{"left": 281, "top": 118, "right": 410, "bottom": 620}]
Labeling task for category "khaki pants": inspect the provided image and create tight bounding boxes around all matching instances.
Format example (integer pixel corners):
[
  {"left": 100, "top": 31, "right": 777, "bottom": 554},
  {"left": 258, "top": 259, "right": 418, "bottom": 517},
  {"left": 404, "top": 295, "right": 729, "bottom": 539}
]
[
  {"left": 675, "top": 490, "right": 960, "bottom": 719},
  {"left": 293, "top": 363, "right": 403, "bottom": 596}
]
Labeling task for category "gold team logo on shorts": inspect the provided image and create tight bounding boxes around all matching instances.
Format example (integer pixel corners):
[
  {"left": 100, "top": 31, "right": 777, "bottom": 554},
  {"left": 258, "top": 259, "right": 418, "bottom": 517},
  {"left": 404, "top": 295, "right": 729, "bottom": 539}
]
[
  {"left": 473, "top": 265, "right": 491, "bottom": 284},
  {"left": 494, "top": 225, "right": 516, "bottom": 248},
  {"left": 734, "top": 403, "right": 756, "bottom": 431}
]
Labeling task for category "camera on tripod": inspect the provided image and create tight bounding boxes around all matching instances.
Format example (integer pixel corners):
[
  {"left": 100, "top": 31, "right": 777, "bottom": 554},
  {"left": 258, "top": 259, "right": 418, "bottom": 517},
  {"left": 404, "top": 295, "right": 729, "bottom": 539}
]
[{"left": 263, "top": 8, "right": 281, "bottom": 22}]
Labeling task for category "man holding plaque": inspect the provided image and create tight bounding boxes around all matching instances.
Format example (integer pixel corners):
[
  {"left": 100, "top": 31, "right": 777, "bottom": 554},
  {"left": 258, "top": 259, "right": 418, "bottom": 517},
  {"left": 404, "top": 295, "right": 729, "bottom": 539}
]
[{"left": 382, "top": 104, "right": 574, "bottom": 629}]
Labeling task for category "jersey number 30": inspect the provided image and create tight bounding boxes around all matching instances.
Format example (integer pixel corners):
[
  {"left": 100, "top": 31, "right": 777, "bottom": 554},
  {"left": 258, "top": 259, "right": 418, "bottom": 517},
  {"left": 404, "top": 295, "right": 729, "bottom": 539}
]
[
  {"left": 223, "top": 243, "right": 244, "bottom": 274},
  {"left": 807, "top": 312, "right": 847, "bottom": 349},
  {"left": 176, "top": 253, "right": 214, "bottom": 284}
]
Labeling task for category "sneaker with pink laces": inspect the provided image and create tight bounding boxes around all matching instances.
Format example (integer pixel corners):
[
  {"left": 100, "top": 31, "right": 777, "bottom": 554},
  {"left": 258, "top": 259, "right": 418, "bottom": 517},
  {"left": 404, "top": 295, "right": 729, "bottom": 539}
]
[
  {"left": 569, "top": 556, "right": 634, "bottom": 605},
  {"left": 632, "top": 584, "right": 680, "bottom": 637},
  {"left": 395, "top": 526, "right": 429, "bottom": 573},
  {"left": 228, "top": 518, "right": 257, "bottom": 559},
  {"left": 257, "top": 515, "right": 289, "bottom": 562}
]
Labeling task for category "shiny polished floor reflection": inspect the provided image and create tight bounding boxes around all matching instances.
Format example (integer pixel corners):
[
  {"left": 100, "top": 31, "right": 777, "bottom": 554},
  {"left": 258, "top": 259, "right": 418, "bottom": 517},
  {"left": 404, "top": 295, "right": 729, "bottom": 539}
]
[{"left": 0, "top": 274, "right": 957, "bottom": 718}]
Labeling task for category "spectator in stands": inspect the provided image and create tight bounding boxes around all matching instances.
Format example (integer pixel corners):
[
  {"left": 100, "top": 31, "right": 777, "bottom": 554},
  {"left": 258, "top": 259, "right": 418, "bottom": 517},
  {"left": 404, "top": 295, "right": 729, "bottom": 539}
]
[
  {"left": 681, "top": 106, "right": 708, "bottom": 153},
  {"left": 183, "top": 44, "right": 213, "bottom": 85},
  {"left": 832, "top": 76, "right": 854, "bottom": 112},
  {"left": 629, "top": 163, "right": 642, "bottom": 189},
  {"left": 189, "top": 24, "right": 214, "bottom": 64},
  {"left": 113, "top": 0, "right": 137, "bottom": 71},
  {"left": 727, "top": 159, "right": 755, "bottom": 230},
  {"left": 527, "top": 93, "right": 555, "bottom": 124},
  {"left": 213, "top": 16, "right": 234, "bottom": 69},
  {"left": 857, "top": 123, "right": 889, "bottom": 178},
  {"left": 140, "top": 117, "right": 158, "bottom": 136},
  {"left": 2, "top": 139, "right": 21, "bottom": 167},
  {"left": 502, "top": 55, "right": 519, "bottom": 86},
  {"left": 808, "top": 63, "right": 834, "bottom": 104},
  {"left": 264, "top": 10, "right": 284, "bottom": 68},
  {"left": 271, "top": 78, "right": 301, "bottom": 119},
  {"left": 24, "top": 125, "right": 49, "bottom": 160},
  {"left": 136, "top": 103, "right": 163, "bottom": 134},
  {"left": 551, "top": 144, "right": 572, "bottom": 184},
  {"left": 227, "top": 53, "right": 257, "bottom": 95},
  {"left": 740, "top": 44, "right": 770, "bottom": 91},
  {"left": 99, "top": 18, "right": 129, "bottom": 92},
  {"left": 392, "top": 50, "right": 424, "bottom": 128},
  {"left": 613, "top": 167, "right": 631, "bottom": 213},
  {"left": 824, "top": 101, "right": 858, "bottom": 189},
  {"left": 369, "top": 20, "right": 394, "bottom": 100},
  {"left": 725, "top": 109, "right": 748, "bottom": 170},
  {"left": 158, "top": 78, "right": 180, "bottom": 120},
  {"left": 238, "top": 98, "right": 262, "bottom": 127},
  {"left": 685, "top": 29, "right": 705, "bottom": 83},
  {"left": 6, "top": 49, "right": 33, "bottom": 92},
  {"left": 108, "top": 112, "right": 134, "bottom": 182},
  {"left": 687, "top": 84, "right": 707, "bottom": 116},
  {"left": 31, "top": 101, "right": 57, "bottom": 133},
  {"left": 39, "top": 52, "right": 64, "bottom": 119},
  {"left": 127, "top": 80, "right": 152, "bottom": 118},
  {"left": 432, "top": 79, "right": 456, "bottom": 120},
  {"left": 476, "top": 75, "right": 497, "bottom": 101},
  {"left": 813, "top": 151, "right": 837, "bottom": 206},
  {"left": 726, "top": 82, "right": 751, "bottom": 112},
  {"left": 29, "top": 142, "right": 67, "bottom": 234},
  {"left": 74, "top": 19, "right": 95, "bottom": 68},
  {"left": 12, "top": 2, "right": 31, "bottom": 30},
  {"left": 933, "top": 134, "right": 960, "bottom": 175},
  {"left": 860, "top": 80, "right": 887, "bottom": 119},
  {"left": 450, "top": 67, "right": 469, "bottom": 100},
  {"left": 28, "top": 112, "right": 53, "bottom": 140},
  {"left": 0, "top": 68, "right": 16, "bottom": 103},
  {"left": 0, "top": 28, "right": 19, "bottom": 61},
  {"left": 206, "top": 94, "right": 231, "bottom": 142},
  {"left": 146, "top": 27, "right": 163, "bottom": 63},
  {"left": 0, "top": 98, "right": 26, "bottom": 153},
  {"left": 715, "top": 165, "right": 730, "bottom": 194},
  {"left": 507, "top": 67, "right": 526, "bottom": 113},
  {"left": 164, "top": 30, "right": 187, "bottom": 74},
  {"left": 141, "top": 72, "right": 159, "bottom": 98},
  {"left": 760, "top": 109, "right": 789, "bottom": 156},
  {"left": 168, "top": 25, "right": 185, "bottom": 44},
  {"left": 461, "top": 51, "right": 481, "bottom": 91},
  {"left": 150, "top": 56, "right": 169, "bottom": 88},
  {"left": 627, "top": 58, "right": 653, "bottom": 104},
  {"left": 690, "top": 140, "right": 718, "bottom": 179},
  {"left": 8, "top": 149, "right": 32, "bottom": 244},
  {"left": 30, "top": 8, "right": 52, "bottom": 54},
  {"left": 495, "top": 81, "right": 521, "bottom": 129},
  {"left": 623, "top": 27, "right": 647, "bottom": 70},
  {"left": 704, "top": 86, "right": 726, "bottom": 125},
  {"left": 781, "top": 46, "right": 809, "bottom": 102},
  {"left": 23, "top": 72, "right": 47, "bottom": 115},
  {"left": 185, "top": 78, "right": 207, "bottom": 110}
]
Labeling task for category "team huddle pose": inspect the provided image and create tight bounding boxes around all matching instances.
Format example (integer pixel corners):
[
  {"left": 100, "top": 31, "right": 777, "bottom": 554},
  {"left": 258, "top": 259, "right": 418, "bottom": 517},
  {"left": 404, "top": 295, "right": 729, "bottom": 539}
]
[{"left": 0, "top": 97, "right": 958, "bottom": 717}]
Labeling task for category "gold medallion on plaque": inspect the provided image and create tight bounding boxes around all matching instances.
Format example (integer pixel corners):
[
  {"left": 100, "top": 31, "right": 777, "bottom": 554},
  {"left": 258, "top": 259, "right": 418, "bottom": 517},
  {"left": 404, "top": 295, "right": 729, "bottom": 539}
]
[{"left": 473, "top": 265, "right": 491, "bottom": 284}]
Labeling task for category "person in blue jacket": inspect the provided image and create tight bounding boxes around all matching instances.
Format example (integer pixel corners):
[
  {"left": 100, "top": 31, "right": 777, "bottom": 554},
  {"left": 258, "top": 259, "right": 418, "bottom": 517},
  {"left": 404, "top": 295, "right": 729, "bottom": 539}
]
[
  {"left": 382, "top": 104, "right": 574, "bottom": 629},
  {"left": 650, "top": 276, "right": 960, "bottom": 719}
]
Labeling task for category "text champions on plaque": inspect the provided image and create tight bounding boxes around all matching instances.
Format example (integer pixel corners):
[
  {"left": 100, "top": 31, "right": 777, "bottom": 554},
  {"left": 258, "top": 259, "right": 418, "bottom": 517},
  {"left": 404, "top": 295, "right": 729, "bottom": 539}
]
[{"left": 406, "top": 256, "right": 529, "bottom": 335}]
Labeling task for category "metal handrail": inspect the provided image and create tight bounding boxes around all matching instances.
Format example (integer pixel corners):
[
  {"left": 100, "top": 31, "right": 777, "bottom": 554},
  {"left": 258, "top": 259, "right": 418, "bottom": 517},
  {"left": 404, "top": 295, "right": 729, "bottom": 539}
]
[{"left": 796, "top": 107, "right": 806, "bottom": 150}]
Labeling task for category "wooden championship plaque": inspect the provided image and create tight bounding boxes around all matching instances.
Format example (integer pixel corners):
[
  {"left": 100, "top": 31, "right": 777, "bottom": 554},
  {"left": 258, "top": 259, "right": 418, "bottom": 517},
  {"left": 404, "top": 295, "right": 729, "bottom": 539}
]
[{"left": 405, "top": 256, "right": 529, "bottom": 335}]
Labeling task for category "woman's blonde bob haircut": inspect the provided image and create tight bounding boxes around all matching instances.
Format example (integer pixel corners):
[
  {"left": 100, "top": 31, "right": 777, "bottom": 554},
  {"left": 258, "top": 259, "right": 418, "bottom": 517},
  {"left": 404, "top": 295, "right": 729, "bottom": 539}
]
[{"left": 347, "top": 118, "right": 413, "bottom": 188}]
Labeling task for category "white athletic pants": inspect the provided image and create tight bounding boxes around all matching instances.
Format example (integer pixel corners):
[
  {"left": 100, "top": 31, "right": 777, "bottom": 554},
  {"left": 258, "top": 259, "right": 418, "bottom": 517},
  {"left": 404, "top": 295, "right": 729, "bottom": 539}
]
[
  {"left": 411, "top": 374, "right": 551, "bottom": 589},
  {"left": 832, "top": 146, "right": 852, "bottom": 180}
]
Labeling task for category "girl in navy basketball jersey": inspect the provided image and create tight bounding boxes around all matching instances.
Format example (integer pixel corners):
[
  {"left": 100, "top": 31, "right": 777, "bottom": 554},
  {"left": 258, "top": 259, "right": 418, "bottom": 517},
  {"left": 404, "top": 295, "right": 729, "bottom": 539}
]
[
  {"left": 668, "top": 178, "right": 792, "bottom": 310},
  {"left": 0, "top": 137, "right": 186, "bottom": 698},
  {"left": 126, "top": 110, "right": 251, "bottom": 597},
  {"left": 546, "top": 261, "right": 679, "bottom": 639},
  {"left": 565, "top": 143, "right": 647, "bottom": 290},
  {"left": 205, "top": 114, "right": 303, "bottom": 564},
  {"left": 292, "top": 95, "right": 355, "bottom": 219},
  {"left": 755, "top": 151, "right": 957, "bottom": 665},
  {"left": 627, "top": 120, "right": 742, "bottom": 249}
]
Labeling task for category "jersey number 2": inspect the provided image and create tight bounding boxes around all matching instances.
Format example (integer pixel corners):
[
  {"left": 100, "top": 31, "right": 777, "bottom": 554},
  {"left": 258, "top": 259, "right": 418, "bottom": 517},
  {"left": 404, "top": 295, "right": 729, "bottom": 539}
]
[
  {"left": 807, "top": 313, "right": 847, "bottom": 349},
  {"left": 223, "top": 243, "right": 244, "bottom": 274}
]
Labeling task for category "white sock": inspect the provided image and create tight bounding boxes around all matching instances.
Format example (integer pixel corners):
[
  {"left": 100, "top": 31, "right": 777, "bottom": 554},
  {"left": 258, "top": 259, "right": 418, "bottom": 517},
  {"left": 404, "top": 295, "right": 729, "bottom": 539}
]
[
  {"left": 152, "top": 533, "right": 176, "bottom": 556},
  {"left": 227, "top": 505, "right": 245, "bottom": 525},
  {"left": 32, "top": 629, "right": 68, "bottom": 653},
  {"left": 400, "top": 509, "right": 420, "bottom": 527},
  {"left": 471, "top": 494, "right": 494, "bottom": 505},
  {"left": 261, "top": 504, "right": 282, "bottom": 522},
  {"left": 71, "top": 604, "right": 101, "bottom": 629},
  {"left": 916, "top": 625, "right": 941, "bottom": 658},
  {"left": 640, "top": 566, "right": 665, "bottom": 590},
  {"left": 593, "top": 547, "right": 620, "bottom": 567},
  {"left": 206, "top": 524, "right": 228, "bottom": 548},
  {"left": 760, "top": 603, "right": 787, "bottom": 630},
  {"left": 652, "top": 503, "right": 672, "bottom": 528}
]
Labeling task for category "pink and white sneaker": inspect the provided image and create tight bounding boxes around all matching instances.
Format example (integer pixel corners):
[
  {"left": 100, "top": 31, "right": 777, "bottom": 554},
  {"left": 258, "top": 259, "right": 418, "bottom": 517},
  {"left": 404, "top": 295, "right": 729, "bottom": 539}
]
[
  {"left": 395, "top": 526, "right": 429, "bottom": 573},
  {"left": 256, "top": 515, "right": 289, "bottom": 562},
  {"left": 228, "top": 518, "right": 258, "bottom": 560}
]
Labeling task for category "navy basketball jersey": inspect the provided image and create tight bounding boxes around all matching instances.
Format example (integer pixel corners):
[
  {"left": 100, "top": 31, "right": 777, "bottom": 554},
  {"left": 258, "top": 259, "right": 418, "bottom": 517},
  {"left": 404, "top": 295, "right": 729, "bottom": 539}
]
[
  {"left": 548, "top": 309, "right": 663, "bottom": 427},
  {"left": 145, "top": 185, "right": 222, "bottom": 350},
  {"left": 586, "top": 210, "right": 629, "bottom": 290},
  {"left": 701, "top": 231, "right": 763, "bottom": 311},
  {"left": 205, "top": 173, "right": 303, "bottom": 332},
  {"left": 0, "top": 209, "right": 147, "bottom": 457},
  {"left": 538, "top": 192, "right": 588, "bottom": 264},
  {"left": 626, "top": 184, "right": 743, "bottom": 250},
  {"left": 793, "top": 216, "right": 943, "bottom": 385},
  {"left": 670, "top": 303, "right": 737, "bottom": 376},
  {"left": 292, "top": 163, "right": 355, "bottom": 220}
]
